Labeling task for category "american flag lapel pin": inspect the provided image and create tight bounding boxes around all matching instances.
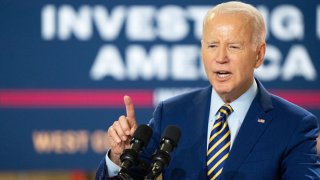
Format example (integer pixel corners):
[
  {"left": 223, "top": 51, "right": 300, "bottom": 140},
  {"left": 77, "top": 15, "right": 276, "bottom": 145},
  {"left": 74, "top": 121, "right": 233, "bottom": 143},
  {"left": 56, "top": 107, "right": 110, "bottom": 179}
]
[{"left": 257, "top": 118, "right": 266, "bottom": 123}]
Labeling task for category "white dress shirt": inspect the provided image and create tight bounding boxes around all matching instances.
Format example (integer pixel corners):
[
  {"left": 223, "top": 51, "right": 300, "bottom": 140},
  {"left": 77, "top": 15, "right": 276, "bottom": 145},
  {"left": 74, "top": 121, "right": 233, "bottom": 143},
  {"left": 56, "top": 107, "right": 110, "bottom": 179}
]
[{"left": 105, "top": 80, "right": 258, "bottom": 177}]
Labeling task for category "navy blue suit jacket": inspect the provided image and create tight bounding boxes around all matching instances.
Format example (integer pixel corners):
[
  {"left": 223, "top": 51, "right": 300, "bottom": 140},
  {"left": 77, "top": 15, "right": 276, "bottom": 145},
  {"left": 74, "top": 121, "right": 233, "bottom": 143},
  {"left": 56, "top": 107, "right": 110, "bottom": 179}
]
[{"left": 96, "top": 81, "right": 320, "bottom": 179}]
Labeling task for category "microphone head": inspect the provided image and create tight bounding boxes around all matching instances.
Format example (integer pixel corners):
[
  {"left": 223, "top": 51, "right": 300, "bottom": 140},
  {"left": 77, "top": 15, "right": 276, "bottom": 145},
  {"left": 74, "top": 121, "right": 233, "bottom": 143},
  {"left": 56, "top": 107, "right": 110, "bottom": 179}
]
[
  {"left": 132, "top": 124, "right": 153, "bottom": 146},
  {"left": 162, "top": 125, "right": 181, "bottom": 147}
]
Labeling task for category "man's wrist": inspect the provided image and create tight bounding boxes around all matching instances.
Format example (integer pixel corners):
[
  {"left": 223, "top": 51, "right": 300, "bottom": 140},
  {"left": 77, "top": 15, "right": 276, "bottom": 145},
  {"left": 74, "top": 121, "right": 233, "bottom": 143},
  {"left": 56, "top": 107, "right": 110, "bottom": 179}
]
[
  {"left": 109, "top": 150, "right": 121, "bottom": 166},
  {"left": 105, "top": 149, "right": 121, "bottom": 177}
]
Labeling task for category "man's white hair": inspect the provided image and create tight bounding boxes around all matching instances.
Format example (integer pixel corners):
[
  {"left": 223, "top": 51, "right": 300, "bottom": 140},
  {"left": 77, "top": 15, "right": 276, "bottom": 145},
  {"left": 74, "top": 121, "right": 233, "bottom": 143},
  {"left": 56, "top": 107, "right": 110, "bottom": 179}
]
[{"left": 203, "top": 1, "right": 266, "bottom": 46}]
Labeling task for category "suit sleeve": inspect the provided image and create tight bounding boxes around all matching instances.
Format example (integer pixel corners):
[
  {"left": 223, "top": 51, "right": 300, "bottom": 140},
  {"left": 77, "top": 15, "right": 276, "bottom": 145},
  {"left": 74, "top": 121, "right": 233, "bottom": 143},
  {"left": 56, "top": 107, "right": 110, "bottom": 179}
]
[
  {"left": 95, "top": 158, "right": 114, "bottom": 180},
  {"left": 281, "top": 114, "right": 320, "bottom": 179}
]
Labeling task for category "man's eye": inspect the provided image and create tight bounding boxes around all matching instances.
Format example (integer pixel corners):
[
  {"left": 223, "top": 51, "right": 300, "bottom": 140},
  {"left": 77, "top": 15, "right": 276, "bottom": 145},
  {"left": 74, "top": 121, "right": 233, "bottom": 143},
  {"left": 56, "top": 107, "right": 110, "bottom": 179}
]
[
  {"left": 230, "top": 45, "right": 240, "bottom": 49},
  {"left": 208, "top": 45, "right": 217, "bottom": 48}
]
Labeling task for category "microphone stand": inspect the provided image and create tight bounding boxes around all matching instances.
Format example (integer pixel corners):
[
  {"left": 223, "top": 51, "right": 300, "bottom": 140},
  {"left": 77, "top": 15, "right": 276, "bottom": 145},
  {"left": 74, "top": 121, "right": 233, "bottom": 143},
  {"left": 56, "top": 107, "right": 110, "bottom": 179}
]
[
  {"left": 118, "top": 169, "right": 134, "bottom": 180},
  {"left": 144, "top": 149, "right": 171, "bottom": 180},
  {"left": 117, "top": 148, "right": 137, "bottom": 180},
  {"left": 116, "top": 124, "right": 154, "bottom": 180},
  {"left": 144, "top": 165, "right": 161, "bottom": 180}
]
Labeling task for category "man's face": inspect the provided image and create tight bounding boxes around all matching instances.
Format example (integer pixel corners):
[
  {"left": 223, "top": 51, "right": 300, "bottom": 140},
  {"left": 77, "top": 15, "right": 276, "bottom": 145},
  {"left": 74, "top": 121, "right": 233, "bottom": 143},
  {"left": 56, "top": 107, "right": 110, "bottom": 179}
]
[{"left": 201, "top": 13, "right": 265, "bottom": 102}]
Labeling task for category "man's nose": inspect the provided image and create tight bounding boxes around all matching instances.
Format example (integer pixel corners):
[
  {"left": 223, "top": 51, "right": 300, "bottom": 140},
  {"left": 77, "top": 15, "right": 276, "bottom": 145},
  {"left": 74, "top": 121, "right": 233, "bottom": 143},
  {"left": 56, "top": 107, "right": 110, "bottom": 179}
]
[{"left": 215, "top": 47, "right": 229, "bottom": 64}]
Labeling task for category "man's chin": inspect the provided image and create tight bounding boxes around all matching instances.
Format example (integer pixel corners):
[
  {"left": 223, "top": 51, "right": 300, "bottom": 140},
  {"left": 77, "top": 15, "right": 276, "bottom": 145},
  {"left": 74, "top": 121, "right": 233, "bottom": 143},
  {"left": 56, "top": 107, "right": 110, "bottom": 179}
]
[
  {"left": 213, "top": 84, "right": 231, "bottom": 94},
  {"left": 215, "top": 88, "right": 232, "bottom": 97}
]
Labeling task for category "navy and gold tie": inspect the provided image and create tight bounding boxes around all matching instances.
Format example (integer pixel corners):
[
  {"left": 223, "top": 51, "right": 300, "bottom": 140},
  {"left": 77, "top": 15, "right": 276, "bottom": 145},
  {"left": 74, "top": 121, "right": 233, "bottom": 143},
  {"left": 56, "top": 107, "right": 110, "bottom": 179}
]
[{"left": 207, "top": 104, "right": 233, "bottom": 180}]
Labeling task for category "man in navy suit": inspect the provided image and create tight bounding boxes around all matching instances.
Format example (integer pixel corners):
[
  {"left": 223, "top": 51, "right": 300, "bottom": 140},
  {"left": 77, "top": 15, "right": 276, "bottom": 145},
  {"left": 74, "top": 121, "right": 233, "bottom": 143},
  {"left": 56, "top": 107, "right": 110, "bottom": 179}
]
[{"left": 96, "top": 1, "right": 320, "bottom": 179}]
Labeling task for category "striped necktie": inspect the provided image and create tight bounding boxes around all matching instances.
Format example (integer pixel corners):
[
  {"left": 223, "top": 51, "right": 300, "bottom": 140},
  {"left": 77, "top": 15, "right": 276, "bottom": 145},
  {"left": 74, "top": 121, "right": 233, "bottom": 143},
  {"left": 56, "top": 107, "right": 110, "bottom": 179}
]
[{"left": 207, "top": 104, "right": 233, "bottom": 180}]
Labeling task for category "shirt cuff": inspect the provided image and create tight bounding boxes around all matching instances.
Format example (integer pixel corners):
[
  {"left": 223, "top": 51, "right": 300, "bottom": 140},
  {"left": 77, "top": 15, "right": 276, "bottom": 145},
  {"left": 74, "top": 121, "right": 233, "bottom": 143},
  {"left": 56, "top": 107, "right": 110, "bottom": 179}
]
[{"left": 105, "top": 149, "right": 120, "bottom": 177}]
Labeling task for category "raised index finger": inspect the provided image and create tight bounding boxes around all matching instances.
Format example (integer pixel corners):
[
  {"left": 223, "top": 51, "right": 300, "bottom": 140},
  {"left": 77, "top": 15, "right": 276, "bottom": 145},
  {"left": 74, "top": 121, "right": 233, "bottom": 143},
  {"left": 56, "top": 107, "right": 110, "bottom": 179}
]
[{"left": 124, "top": 95, "right": 136, "bottom": 125}]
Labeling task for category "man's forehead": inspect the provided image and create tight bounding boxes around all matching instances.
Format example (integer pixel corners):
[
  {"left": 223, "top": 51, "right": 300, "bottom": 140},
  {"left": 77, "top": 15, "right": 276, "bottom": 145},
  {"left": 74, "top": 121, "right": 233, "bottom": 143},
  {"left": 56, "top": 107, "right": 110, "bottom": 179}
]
[{"left": 203, "top": 37, "right": 245, "bottom": 44}]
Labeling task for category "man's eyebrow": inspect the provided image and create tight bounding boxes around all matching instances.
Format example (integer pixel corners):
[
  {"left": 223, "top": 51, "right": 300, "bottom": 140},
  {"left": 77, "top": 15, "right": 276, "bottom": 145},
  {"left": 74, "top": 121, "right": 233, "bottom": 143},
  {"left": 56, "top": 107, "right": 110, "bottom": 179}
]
[
  {"left": 228, "top": 42, "right": 243, "bottom": 45},
  {"left": 204, "top": 40, "right": 219, "bottom": 44}
]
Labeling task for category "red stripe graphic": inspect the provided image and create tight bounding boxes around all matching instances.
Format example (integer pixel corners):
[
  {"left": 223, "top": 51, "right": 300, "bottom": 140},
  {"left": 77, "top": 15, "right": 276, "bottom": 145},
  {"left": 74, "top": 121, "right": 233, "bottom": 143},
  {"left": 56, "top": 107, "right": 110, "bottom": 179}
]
[
  {"left": 270, "top": 90, "right": 320, "bottom": 109},
  {"left": 0, "top": 89, "right": 153, "bottom": 108},
  {"left": 0, "top": 89, "right": 319, "bottom": 109}
]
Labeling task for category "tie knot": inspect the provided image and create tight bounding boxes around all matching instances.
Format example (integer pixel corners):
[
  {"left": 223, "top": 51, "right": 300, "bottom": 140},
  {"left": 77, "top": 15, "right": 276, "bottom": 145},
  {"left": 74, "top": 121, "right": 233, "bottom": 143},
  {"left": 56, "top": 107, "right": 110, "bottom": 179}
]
[{"left": 219, "top": 104, "right": 233, "bottom": 118}]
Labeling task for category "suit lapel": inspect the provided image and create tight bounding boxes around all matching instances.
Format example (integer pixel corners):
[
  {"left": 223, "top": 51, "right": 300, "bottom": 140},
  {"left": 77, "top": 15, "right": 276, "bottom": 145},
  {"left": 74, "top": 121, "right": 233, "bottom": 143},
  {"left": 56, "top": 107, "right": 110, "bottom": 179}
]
[
  {"left": 222, "top": 80, "right": 274, "bottom": 179},
  {"left": 187, "top": 86, "right": 212, "bottom": 178}
]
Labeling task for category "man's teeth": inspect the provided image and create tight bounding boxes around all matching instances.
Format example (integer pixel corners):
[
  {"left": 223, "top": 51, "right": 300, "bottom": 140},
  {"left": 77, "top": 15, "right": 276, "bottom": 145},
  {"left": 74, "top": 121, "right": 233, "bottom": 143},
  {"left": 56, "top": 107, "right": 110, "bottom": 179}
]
[{"left": 217, "top": 72, "right": 230, "bottom": 78}]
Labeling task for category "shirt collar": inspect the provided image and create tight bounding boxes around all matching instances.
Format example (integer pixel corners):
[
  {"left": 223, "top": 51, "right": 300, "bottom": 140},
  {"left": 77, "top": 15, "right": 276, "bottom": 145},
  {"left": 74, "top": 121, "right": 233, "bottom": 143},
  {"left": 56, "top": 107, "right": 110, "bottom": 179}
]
[{"left": 210, "top": 79, "right": 258, "bottom": 117}]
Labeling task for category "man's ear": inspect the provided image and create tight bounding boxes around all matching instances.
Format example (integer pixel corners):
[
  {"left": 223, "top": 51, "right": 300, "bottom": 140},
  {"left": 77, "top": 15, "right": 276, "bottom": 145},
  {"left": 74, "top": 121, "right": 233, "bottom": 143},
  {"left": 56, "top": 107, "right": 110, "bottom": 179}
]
[{"left": 255, "top": 43, "right": 266, "bottom": 68}]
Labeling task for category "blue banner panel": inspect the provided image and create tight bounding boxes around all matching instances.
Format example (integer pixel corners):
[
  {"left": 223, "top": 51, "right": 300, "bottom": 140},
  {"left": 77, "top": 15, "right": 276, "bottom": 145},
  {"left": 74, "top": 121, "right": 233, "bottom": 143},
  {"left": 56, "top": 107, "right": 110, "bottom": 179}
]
[{"left": 0, "top": 0, "right": 319, "bottom": 170}]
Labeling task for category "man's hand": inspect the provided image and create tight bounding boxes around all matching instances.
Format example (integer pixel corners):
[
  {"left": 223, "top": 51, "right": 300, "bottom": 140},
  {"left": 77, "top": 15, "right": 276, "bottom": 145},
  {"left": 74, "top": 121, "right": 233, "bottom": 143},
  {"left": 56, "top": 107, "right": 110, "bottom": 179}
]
[{"left": 107, "top": 95, "right": 138, "bottom": 165}]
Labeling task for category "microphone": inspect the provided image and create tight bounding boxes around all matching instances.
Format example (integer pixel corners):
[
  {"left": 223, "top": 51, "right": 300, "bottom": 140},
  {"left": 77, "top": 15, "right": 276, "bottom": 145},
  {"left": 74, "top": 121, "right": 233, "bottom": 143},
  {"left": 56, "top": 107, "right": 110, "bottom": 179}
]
[
  {"left": 118, "top": 124, "right": 153, "bottom": 180},
  {"left": 145, "top": 125, "right": 181, "bottom": 180}
]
